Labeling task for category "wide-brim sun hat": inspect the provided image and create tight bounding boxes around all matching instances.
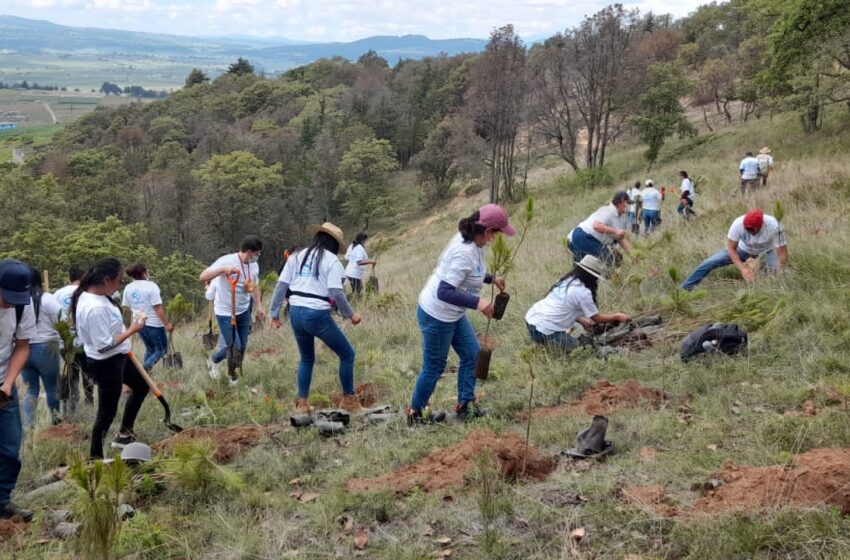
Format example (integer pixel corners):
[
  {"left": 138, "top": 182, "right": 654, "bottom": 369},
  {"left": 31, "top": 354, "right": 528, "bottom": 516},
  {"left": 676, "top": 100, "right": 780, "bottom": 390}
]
[
  {"left": 576, "top": 255, "right": 606, "bottom": 279},
  {"left": 759, "top": 147, "right": 771, "bottom": 154},
  {"left": 475, "top": 204, "right": 516, "bottom": 236},
  {"left": 645, "top": 179, "right": 654, "bottom": 186},
  {"left": 307, "top": 222, "right": 345, "bottom": 253}
]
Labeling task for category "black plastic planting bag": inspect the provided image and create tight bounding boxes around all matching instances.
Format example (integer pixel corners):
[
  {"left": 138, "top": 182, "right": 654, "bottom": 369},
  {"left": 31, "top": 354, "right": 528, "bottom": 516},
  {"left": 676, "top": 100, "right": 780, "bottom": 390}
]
[{"left": 680, "top": 323, "right": 748, "bottom": 362}]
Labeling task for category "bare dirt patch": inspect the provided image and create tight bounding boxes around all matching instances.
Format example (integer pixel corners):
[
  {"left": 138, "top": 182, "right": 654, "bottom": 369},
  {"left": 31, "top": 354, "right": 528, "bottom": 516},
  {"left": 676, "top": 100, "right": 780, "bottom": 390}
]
[
  {"left": 693, "top": 448, "right": 850, "bottom": 514},
  {"left": 331, "top": 382, "right": 388, "bottom": 408},
  {"left": 622, "top": 484, "right": 682, "bottom": 517},
  {"left": 155, "top": 425, "right": 279, "bottom": 462},
  {"left": 528, "top": 380, "right": 669, "bottom": 419},
  {"left": 0, "top": 519, "right": 27, "bottom": 540},
  {"left": 249, "top": 347, "right": 280, "bottom": 359},
  {"left": 37, "top": 423, "right": 87, "bottom": 443},
  {"left": 784, "top": 399, "right": 817, "bottom": 417},
  {"left": 346, "top": 429, "right": 557, "bottom": 494}
]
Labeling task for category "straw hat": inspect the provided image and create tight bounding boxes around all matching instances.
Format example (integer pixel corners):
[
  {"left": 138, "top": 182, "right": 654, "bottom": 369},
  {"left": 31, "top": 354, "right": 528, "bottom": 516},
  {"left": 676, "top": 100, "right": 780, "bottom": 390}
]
[
  {"left": 307, "top": 222, "right": 345, "bottom": 252},
  {"left": 759, "top": 147, "right": 771, "bottom": 154},
  {"left": 576, "top": 255, "right": 606, "bottom": 279}
]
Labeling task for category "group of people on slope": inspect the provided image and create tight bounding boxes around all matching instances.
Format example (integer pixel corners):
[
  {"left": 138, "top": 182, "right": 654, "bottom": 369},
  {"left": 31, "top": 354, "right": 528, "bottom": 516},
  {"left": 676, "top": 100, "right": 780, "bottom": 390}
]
[{"left": 739, "top": 147, "right": 775, "bottom": 196}]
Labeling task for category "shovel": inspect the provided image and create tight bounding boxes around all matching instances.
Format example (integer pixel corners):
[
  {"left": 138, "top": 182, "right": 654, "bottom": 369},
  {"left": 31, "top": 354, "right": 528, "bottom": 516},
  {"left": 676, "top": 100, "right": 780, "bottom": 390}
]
[
  {"left": 225, "top": 272, "right": 243, "bottom": 380},
  {"left": 366, "top": 262, "right": 379, "bottom": 294},
  {"left": 202, "top": 300, "right": 217, "bottom": 351},
  {"left": 127, "top": 351, "right": 183, "bottom": 433},
  {"left": 162, "top": 335, "right": 183, "bottom": 369}
]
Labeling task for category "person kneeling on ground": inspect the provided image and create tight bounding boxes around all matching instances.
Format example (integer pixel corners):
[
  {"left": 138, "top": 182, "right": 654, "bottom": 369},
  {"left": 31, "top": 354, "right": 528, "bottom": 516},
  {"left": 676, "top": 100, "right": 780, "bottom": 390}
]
[
  {"left": 0, "top": 259, "right": 37, "bottom": 522},
  {"left": 680, "top": 208, "right": 787, "bottom": 291},
  {"left": 525, "top": 255, "right": 630, "bottom": 354},
  {"left": 269, "top": 223, "right": 366, "bottom": 414},
  {"left": 567, "top": 191, "right": 633, "bottom": 265},
  {"left": 409, "top": 204, "right": 514, "bottom": 425},
  {"left": 72, "top": 258, "right": 149, "bottom": 459}
]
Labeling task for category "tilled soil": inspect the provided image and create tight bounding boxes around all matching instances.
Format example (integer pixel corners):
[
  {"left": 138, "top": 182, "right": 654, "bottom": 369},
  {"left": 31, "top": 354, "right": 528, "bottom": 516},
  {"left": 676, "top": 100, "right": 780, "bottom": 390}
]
[
  {"left": 155, "top": 425, "right": 278, "bottom": 462},
  {"left": 622, "top": 484, "right": 682, "bottom": 517},
  {"left": 693, "top": 448, "right": 850, "bottom": 514},
  {"left": 528, "top": 380, "right": 668, "bottom": 419},
  {"left": 346, "top": 429, "right": 557, "bottom": 494},
  {"left": 37, "top": 423, "right": 88, "bottom": 443}
]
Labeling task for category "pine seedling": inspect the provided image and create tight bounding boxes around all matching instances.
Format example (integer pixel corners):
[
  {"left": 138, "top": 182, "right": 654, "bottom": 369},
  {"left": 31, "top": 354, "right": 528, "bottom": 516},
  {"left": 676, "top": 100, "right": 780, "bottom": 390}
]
[
  {"left": 520, "top": 345, "right": 539, "bottom": 476},
  {"left": 70, "top": 455, "right": 130, "bottom": 560}
]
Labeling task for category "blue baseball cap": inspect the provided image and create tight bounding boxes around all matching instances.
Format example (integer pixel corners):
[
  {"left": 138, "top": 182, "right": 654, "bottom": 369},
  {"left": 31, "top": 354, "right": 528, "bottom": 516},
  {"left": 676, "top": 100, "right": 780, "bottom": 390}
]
[{"left": 0, "top": 259, "right": 32, "bottom": 306}]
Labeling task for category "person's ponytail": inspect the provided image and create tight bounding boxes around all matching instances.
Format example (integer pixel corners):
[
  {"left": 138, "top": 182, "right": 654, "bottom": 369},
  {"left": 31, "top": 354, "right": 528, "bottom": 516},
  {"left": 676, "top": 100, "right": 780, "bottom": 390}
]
[
  {"left": 27, "top": 266, "right": 44, "bottom": 323},
  {"left": 458, "top": 211, "right": 485, "bottom": 243},
  {"left": 70, "top": 258, "right": 123, "bottom": 321}
]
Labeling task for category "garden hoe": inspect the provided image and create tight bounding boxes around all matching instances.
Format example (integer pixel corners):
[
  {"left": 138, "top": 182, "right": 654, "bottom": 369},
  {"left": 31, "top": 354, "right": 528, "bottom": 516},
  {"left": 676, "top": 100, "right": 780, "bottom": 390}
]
[
  {"left": 202, "top": 300, "right": 217, "bottom": 351},
  {"left": 127, "top": 351, "right": 183, "bottom": 433},
  {"left": 225, "top": 271, "right": 244, "bottom": 383}
]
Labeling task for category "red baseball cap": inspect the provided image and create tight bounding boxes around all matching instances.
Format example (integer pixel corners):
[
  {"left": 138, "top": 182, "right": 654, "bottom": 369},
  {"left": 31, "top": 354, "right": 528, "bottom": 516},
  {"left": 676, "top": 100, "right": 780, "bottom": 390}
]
[
  {"left": 743, "top": 209, "right": 764, "bottom": 230},
  {"left": 476, "top": 204, "right": 516, "bottom": 236}
]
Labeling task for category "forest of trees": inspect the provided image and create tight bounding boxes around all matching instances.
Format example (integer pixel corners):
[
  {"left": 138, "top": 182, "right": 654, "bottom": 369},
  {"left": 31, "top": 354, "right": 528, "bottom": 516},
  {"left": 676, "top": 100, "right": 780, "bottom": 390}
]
[{"left": 1, "top": 0, "right": 847, "bottom": 304}]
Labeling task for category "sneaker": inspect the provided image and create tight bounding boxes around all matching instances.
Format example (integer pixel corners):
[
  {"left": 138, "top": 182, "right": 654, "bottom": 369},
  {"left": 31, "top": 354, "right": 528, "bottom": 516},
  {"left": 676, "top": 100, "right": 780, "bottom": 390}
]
[
  {"left": 111, "top": 431, "right": 136, "bottom": 449},
  {"left": 339, "top": 394, "right": 368, "bottom": 414},
  {"left": 406, "top": 407, "right": 447, "bottom": 427},
  {"left": 456, "top": 401, "right": 487, "bottom": 422},
  {"left": 207, "top": 357, "right": 220, "bottom": 380},
  {"left": 228, "top": 376, "right": 238, "bottom": 388},
  {"left": 0, "top": 502, "right": 33, "bottom": 522},
  {"left": 294, "top": 398, "right": 312, "bottom": 414}
]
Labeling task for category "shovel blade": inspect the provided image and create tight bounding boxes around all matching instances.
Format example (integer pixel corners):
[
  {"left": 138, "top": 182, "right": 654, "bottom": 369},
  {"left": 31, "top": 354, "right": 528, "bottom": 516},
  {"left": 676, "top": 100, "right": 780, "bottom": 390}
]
[
  {"left": 202, "top": 333, "right": 217, "bottom": 351},
  {"left": 226, "top": 345, "right": 244, "bottom": 377}
]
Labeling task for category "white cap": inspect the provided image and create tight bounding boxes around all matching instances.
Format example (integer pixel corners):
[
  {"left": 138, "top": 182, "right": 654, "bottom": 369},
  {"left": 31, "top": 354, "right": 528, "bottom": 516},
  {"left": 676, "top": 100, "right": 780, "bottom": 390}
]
[{"left": 103, "top": 442, "right": 152, "bottom": 464}]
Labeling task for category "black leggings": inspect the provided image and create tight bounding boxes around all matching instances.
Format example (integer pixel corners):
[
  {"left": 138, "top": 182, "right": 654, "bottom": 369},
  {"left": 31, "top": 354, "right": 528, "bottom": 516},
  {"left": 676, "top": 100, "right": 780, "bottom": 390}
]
[
  {"left": 87, "top": 354, "right": 148, "bottom": 459},
  {"left": 347, "top": 277, "right": 363, "bottom": 297}
]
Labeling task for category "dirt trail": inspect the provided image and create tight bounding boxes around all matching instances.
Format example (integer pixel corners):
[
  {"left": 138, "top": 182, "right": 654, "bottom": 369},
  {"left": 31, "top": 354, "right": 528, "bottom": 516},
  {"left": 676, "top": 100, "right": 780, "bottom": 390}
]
[
  {"left": 347, "top": 429, "right": 557, "bottom": 494},
  {"left": 527, "top": 380, "right": 668, "bottom": 419},
  {"left": 42, "top": 102, "right": 57, "bottom": 124}
]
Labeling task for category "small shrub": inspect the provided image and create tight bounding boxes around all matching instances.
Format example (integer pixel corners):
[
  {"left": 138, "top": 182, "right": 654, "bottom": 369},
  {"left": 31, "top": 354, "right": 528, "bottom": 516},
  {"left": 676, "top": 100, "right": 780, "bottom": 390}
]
[
  {"left": 161, "top": 441, "right": 244, "bottom": 498},
  {"left": 165, "top": 294, "right": 194, "bottom": 326},
  {"left": 69, "top": 455, "right": 130, "bottom": 560}
]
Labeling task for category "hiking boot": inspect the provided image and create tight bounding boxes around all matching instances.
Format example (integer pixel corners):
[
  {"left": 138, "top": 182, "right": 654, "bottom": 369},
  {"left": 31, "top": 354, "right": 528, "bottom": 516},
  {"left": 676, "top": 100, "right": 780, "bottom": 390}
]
[
  {"left": 456, "top": 401, "right": 486, "bottom": 422},
  {"left": 111, "top": 431, "right": 136, "bottom": 449},
  {"left": 207, "top": 357, "right": 220, "bottom": 380},
  {"left": 294, "top": 398, "right": 312, "bottom": 414},
  {"left": 339, "top": 394, "right": 368, "bottom": 414},
  {"left": 406, "top": 407, "right": 447, "bottom": 427},
  {"left": 0, "top": 502, "right": 33, "bottom": 522}
]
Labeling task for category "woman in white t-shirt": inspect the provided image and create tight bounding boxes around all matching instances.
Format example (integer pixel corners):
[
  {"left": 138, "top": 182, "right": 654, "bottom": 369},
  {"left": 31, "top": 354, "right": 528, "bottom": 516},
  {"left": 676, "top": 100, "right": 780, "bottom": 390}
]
[
  {"left": 72, "top": 258, "right": 147, "bottom": 459},
  {"left": 20, "top": 267, "right": 62, "bottom": 427},
  {"left": 409, "top": 204, "right": 515, "bottom": 425},
  {"left": 525, "top": 255, "right": 629, "bottom": 354},
  {"left": 269, "top": 223, "right": 365, "bottom": 414},
  {"left": 344, "top": 232, "right": 377, "bottom": 297},
  {"left": 122, "top": 263, "right": 173, "bottom": 372}
]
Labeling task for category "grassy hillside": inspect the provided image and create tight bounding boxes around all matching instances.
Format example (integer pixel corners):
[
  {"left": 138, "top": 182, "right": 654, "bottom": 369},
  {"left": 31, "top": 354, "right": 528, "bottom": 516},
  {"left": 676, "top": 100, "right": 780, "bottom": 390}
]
[{"left": 8, "top": 109, "right": 850, "bottom": 559}]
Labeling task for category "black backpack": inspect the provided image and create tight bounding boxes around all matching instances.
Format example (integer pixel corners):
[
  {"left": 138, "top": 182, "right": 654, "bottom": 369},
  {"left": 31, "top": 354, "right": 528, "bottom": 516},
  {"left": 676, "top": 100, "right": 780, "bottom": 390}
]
[{"left": 680, "top": 323, "right": 748, "bottom": 362}]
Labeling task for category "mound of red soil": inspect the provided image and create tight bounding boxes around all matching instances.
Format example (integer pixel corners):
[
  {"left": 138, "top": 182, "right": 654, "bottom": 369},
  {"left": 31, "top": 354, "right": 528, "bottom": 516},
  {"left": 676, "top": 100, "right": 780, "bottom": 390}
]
[
  {"left": 693, "top": 448, "right": 850, "bottom": 514},
  {"left": 331, "top": 382, "right": 388, "bottom": 408},
  {"left": 155, "top": 425, "right": 276, "bottom": 462},
  {"left": 529, "top": 380, "right": 668, "bottom": 419},
  {"left": 37, "top": 423, "right": 87, "bottom": 443},
  {"left": 346, "top": 429, "right": 557, "bottom": 494},
  {"left": 622, "top": 484, "right": 682, "bottom": 517}
]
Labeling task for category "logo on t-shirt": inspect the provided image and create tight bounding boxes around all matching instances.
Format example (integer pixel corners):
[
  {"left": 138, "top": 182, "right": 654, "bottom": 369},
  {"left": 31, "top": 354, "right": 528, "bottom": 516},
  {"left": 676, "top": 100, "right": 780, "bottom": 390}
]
[
  {"left": 296, "top": 257, "right": 314, "bottom": 278},
  {"left": 130, "top": 290, "right": 142, "bottom": 302}
]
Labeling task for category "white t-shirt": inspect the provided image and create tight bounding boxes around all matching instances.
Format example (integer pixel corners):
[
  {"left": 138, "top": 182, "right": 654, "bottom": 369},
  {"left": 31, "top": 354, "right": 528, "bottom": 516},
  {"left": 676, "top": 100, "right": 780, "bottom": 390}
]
[
  {"left": 0, "top": 301, "right": 36, "bottom": 384},
  {"left": 54, "top": 284, "right": 77, "bottom": 321},
  {"left": 32, "top": 292, "right": 61, "bottom": 345},
  {"left": 641, "top": 187, "right": 662, "bottom": 211},
  {"left": 680, "top": 178, "right": 695, "bottom": 199},
  {"left": 627, "top": 188, "right": 642, "bottom": 213},
  {"left": 75, "top": 291, "right": 131, "bottom": 360},
  {"left": 205, "top": 283, "right": 216, "bottom": 302},
  {"left": 279, "top": 247, "right": 344, "bottom": 311},
  {"left": 739, "top": 157, "right": 760, "bottom": 180},
  {"left": 577, "top": 204, "right": 624, "bottom": 245},
  {"left": 756, "top": 154, "right": 774, "bottom": 174},
  {"left": 121, "top": 279, "right": 164, "bottom": 328},
  {"left": 419, "top": 232, "right": 486, "bottom": 323},
  {"left": 210, "top": 253, "right": 259, "bottom": 317},
  {"left": 525, "top": 278, "right": 599, "bottom": 336},
  {"left": 344, "top": 244, "right": 369, "bottom": 279},
  {"left": 728, "top": 215, "right": 786, "bottom": 255}
]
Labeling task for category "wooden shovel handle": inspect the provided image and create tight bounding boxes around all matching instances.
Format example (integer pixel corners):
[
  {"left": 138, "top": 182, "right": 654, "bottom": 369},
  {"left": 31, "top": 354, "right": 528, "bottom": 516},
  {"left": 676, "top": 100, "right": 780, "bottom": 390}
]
[{"left": 127, "top": 351, "right": 162, "bottom": 398}]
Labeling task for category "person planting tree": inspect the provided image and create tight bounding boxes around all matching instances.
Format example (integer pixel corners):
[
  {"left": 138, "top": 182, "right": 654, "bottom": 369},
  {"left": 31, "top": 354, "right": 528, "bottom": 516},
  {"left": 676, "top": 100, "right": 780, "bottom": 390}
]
[
  {"left": 71, "top": 258, "right": 148, "bottom": 459},
  {"left": 199, "top": 235, "right": 265, "bottom": 385},
  {"left": 0, "top": 259, "right": 37, "bottom": 522},
  {"left": 269, "top": 223, "right": 366, "bottom": 414},
  {"left": 122, "top": 263, "right": 173, "bottom": 372},
  {"left": 54, "top": 264, "right": 94, "bottom": 413},
  {"left": 344, "top": 232, "right": 377, "bottom": 298},
  {"left": 408, "top": 204, "right": 514, "bottom": 425},
  {"left": 525, "top": 255, "right": 630, "bottom": 354},
  {"left": 21, "top": 267, "right": 62, "bottom": 427},
  {"left": 567, "top": 191, "right": 633, "bottom": 265},
  {"left": 680, "top": 208, "right": 788, "bottom": 291}
]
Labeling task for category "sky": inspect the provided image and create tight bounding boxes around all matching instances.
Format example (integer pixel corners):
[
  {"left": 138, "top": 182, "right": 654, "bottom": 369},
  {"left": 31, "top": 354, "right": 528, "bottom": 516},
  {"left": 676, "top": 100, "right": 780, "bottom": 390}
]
[{"left": 1, "top": 0, "right": 706, "bottom": 42}]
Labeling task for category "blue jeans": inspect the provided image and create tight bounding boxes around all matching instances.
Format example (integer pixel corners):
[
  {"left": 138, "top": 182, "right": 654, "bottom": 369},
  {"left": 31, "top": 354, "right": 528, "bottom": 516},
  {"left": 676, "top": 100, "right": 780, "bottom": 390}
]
[
  {"left": 681, "top": 247, "right": 780, "bottom": 290},
  {"left": 643, "top": 209, "right": 661, "bottom": 234},
  {"left": 212, "top": 310, "right": 252, "bottom": 364},
  {"left": 626, "top": 211, "right": 637, "bottom": 232},
  {"left": 569, "top": 227, "right": 613, "bottom": 265},
  {"left": 22, "top": 342, "right": 60, "bottom": 426},
  {"left": 0, "top": 386, "right": 22, "bottom": 504},
  {"left": 139, "top": 326, "right": 168, "bottom": 370},
  {"left": 289, "top": 306, "right": 355, "bottom": 398},
  {"left": 526, "top": 322, "right": 580, "bottom": 354},
  {"left": 411, "top": 306, "right": 479, "bottom": 411}
]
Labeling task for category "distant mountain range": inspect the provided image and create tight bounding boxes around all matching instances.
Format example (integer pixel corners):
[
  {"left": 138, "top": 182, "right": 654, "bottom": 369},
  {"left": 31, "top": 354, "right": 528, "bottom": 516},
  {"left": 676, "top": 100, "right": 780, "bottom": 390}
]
[{"left": 0, "top": 15, "right": 487, "bottom": 71}]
